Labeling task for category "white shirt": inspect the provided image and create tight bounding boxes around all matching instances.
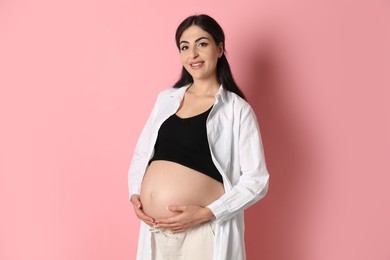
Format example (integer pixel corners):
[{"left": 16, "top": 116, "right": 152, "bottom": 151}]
[{"left": 128, "top": 85, "right": 269, "bottom": 260}]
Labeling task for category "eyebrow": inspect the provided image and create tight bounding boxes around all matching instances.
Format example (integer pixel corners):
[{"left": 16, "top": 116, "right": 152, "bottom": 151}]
[{"left": 179, "top": 37, "right": 209, "bottom": 45}]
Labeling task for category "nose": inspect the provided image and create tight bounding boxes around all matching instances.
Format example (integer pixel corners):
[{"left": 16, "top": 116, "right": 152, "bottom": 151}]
[{"left": 190, "top": 46, "right": 199, "bottom": 58}]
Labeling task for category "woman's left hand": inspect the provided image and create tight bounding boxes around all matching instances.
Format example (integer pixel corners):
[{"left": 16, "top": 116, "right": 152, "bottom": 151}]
[{"left": 155, "top": 205, "right": 214, "bottom": 233}]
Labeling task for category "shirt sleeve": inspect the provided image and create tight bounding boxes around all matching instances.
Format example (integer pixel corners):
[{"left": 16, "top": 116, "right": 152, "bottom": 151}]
[
  {"left": 207, "top": 104, "right": 270, "bottom": 223},
  {"left": 127, "top": 93, "right": 162, "bottom": 200}
]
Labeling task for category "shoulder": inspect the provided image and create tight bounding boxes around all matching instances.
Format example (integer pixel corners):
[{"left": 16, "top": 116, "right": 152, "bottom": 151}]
[
  {"left": 222, "top": 88, "right": 253, "bottom": 112},
  {"left": 148, "top": 87, "right": 179, "bottom": 107},
  {"left": 155, "top": 86, "right": 187, "bottom": 101},
  {"left": 154, "top": 87, "right": 174, "bottom": 99},
  {"left": 158, "top": 87, "right": 177, "bottom": 96},
  {"left": 220, "top": 89, "right": 260, "bottom": 127}
]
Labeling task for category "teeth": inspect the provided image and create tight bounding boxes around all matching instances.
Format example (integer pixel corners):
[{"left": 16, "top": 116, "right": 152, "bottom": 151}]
[{"left": 191, "top": 63, "right": 202, "bottom": 67}]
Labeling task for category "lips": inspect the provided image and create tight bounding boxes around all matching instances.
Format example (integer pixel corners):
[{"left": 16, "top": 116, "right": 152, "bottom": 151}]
[{"left": 190, "top": 61, "right": 204, "bottom": 69}]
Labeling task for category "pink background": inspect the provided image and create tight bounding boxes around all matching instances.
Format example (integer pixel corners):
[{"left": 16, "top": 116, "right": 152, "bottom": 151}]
[{"left": 1, "top": 0, "right": 389, "bottom": 259}]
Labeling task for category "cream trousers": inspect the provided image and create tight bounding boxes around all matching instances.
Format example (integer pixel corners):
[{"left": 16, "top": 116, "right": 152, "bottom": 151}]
[{"left": 151, "top": 221, "right": 215, "bottom": 260}]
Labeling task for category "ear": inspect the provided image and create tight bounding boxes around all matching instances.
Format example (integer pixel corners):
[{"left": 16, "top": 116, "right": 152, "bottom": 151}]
[{"left": 218, "top": 42, "right": 224, "bottom": 58}]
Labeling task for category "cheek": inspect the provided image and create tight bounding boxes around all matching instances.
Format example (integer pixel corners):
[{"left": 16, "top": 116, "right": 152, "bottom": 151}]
[
  {"left": 208, "top": 53, "right": 219, "bottom": 66},
  {"left": 180, "top": 54, "right": 188, "bottom": 66},
  {"left": 207, "top": 49, "right": 219, "bottom": 61},
  {"left": 180, "top": 54, "right": 191, "bottom": 72}
]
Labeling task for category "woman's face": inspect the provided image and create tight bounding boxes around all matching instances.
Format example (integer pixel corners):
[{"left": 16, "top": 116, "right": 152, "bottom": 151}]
[{"left": 179, "top": 25, "right": 223, "bottom": 83}]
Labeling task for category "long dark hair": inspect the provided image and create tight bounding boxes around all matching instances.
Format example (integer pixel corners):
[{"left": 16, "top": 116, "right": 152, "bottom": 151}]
[{"left": 172, "top": 14, "right": 246, "bottom": 100}]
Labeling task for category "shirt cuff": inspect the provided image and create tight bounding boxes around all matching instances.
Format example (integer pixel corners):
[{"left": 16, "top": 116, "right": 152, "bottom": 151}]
[{"left": 207, "top": 199, "right": 228, "bottom": 221}]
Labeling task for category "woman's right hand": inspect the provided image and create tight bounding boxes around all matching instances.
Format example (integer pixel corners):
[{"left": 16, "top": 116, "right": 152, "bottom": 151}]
[{"left": 130, "top": 194, "right": 156, "bottom": 227}]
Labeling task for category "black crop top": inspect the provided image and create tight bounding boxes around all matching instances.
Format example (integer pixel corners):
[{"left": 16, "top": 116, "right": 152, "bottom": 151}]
[{"left": 149, "top": 106, "right": 223, "bottom": 183}]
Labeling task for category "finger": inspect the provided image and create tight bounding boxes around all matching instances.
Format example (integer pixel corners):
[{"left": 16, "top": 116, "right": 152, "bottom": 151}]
[
  {"left": 131, "top": 200, "right": 142, "bottom": 210},
  {"left": 140, "top": 218, "right": 155, "bottom": 227},
  {"left": 167, "top": 205, "right": 186, "bottom": 212},
  {"left": 135, "top": 208, "right": 155, "bottom": 223},
  {"left": 154, "top": 217, "right": 178, "bottom": 225},
  {"left": 154, "top": 223, "right": 172, "bottom": 229},
  {"left": 155, "top": 221, "right": 183, "bottom": 230},
  {"left": 144, "top": 220, "right": 156, "bottom": 227},
  {"left": 133, "top": 203, "right": 142, "bottom": 210},
  {"left": 168, "top": 225, "right": 189, "bottom": 233},
  {"left": 138, "top": 212, "right": 155, "bottom": 223}
]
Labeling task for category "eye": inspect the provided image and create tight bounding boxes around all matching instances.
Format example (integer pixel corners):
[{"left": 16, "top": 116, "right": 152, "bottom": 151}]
[
  {"left": 198, "top": 42, "right": 208, "bottom": 48},
  {"left": 180, "top": 45, "right": 188, "bottom": 51}
]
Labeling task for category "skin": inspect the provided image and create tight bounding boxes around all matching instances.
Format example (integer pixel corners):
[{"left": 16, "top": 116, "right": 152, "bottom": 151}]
[{"left": 131, "top": 25, "right": 225, "bottom": 233}]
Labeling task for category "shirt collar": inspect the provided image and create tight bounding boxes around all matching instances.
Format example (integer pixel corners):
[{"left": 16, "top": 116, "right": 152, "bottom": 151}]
[
  {"left": 170, "top": 84, "right": 227, "bottom": 103},
  {"left": 215, "top": 84, "right": 227, "bottom": 103}
]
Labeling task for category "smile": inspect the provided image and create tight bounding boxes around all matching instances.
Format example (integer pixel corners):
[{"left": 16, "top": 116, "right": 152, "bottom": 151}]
[{"left": 190, "top": 61, "right": 204, "bottom": 69}]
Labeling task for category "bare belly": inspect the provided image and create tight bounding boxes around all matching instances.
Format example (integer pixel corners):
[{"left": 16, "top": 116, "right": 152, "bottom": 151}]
[{"left": 140, "top": 160, "right": 225, "bottom": 219}]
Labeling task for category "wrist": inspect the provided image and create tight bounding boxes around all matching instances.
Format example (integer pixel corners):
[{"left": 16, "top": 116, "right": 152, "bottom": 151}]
[
  {"left": 130, "top": 194, "right": 139, "bottom": 203},
  {"left": 203, "top": 207, "right": 215, "bottom": 221}
]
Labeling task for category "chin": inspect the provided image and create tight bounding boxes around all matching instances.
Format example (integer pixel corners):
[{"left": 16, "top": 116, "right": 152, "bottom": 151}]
[{"left": 190, "top": 72, "right": 213, "bottom": 81}]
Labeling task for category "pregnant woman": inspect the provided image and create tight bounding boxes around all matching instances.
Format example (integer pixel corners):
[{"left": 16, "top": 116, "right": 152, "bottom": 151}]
[{"left": 128, "top": 14, "right": 270, "bottom": 260}]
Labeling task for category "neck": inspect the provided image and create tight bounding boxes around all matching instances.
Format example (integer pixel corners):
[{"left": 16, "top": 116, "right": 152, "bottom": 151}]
[{"left": 189, "top": 79, "right": 220, "bottom": 96}]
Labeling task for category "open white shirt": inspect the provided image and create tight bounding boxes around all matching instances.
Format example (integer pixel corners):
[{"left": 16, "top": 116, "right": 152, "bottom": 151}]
[{"left": 128, "top": 85, "right": 269, "bottom": 260}]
